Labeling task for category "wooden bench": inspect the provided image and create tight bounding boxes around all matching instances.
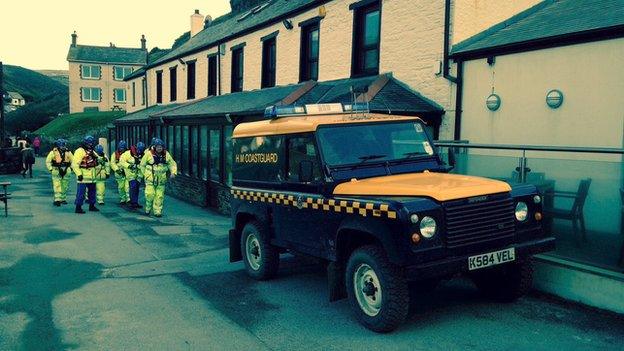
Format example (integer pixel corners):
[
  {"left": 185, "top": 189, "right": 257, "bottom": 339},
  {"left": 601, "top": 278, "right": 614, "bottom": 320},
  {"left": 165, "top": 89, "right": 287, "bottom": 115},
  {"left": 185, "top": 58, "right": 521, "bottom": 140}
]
[{"left": 0, "top": 181, "right": 11, "bottom": 217}]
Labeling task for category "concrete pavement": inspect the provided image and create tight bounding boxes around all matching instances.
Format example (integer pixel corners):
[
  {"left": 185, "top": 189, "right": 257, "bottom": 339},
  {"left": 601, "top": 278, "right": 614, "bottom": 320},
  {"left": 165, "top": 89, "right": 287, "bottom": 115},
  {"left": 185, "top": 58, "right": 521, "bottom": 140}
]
[{"left": 1, "top": 160, "right": 623, "bottom": 350}]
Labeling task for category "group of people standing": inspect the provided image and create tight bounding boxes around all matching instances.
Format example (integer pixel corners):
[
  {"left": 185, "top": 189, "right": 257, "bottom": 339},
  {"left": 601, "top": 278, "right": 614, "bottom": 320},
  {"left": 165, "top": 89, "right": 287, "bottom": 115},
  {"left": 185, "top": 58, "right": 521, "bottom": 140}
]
[{"left": 45, "top": 135, "right": 177, "bottom": 217}]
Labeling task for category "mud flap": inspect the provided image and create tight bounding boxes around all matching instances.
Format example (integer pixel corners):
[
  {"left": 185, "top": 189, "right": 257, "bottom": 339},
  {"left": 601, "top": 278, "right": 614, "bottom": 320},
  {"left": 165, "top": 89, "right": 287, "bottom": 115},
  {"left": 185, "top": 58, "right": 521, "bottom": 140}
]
[
  {"left": 328, "top": 261, "right": 347, "bottom": 302},
  {"left": 229, "top": 229, "right": 242, "bottom": 262}
]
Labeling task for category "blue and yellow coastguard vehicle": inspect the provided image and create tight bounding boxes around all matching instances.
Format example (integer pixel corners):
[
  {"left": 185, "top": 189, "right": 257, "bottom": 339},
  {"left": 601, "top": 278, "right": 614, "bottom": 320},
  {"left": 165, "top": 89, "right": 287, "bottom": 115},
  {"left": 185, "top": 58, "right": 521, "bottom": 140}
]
[{"left": 229, "top": 103, "right": 555, "bottom": 332}]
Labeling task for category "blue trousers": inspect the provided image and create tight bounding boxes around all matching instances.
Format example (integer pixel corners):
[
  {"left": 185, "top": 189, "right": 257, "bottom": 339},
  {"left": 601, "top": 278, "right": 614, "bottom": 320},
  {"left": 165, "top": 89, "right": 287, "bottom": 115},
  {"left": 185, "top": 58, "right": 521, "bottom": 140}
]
[
  {"left": 129, "top": 179, "right": 140, "bottom": 204},
  {"left": 75, "top": 183, "right": 96, "bottom": 206}
]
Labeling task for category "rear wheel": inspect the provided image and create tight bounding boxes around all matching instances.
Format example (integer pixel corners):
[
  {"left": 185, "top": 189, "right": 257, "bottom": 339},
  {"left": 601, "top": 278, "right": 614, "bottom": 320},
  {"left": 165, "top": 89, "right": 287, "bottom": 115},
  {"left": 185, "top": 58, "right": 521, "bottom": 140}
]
[
  {"left": 346, "top": 245, "right": 409, "bottom": 333},
  {"left": 471, "top": 259, "right": 533, "bottom": 302},
  {"left": 241, "top": 221, "right": 279, "bottom": 280}
]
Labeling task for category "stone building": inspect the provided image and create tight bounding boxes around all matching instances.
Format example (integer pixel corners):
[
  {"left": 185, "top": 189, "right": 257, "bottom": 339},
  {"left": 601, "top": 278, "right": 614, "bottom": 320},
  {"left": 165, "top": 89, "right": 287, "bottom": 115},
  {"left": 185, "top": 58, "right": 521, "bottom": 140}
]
[
  {"left": 66, "top": 32, "right": 148, "bottom": 113},
  {"left": 114, "top": 0, "right": 538, "bottom": 211}
]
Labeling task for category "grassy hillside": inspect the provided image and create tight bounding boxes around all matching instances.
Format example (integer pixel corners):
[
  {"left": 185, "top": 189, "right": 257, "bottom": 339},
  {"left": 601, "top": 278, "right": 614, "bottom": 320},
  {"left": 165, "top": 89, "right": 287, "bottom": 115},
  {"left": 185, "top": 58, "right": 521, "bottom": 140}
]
[
  {"left": 3, "top": 65, "right": 70, "bottom": 134},
  {"left": 4, "top": 65, "right": 67, "bottom": 102},
  {"left": 36, "top": 69, "right": 69, "bottom": 86},
  {"left": 34, "top": 110, "right": 125, "bottom": 152}
]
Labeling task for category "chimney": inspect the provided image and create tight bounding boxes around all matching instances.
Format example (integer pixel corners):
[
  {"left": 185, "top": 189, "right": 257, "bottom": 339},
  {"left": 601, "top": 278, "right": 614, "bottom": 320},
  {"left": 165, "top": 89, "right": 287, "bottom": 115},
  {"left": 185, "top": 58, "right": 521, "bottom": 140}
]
[
  {"left": 141, "top": 34, "right": 147, "bottom": 50},
  {"left": 190, "top": 9, "right": 204, "bottom": 37},
  {"left": 71, "top": 31, "right": 77, "bottom": 47},
  {"left": 109, "top": 42, "right": 115, "bottom": 48}
]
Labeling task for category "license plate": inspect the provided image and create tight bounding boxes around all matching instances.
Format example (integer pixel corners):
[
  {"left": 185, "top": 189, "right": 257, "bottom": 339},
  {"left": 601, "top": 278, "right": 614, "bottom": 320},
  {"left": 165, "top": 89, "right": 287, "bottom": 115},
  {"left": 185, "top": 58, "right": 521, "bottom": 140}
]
[{"left": 468, "top": 248, "right": 515, "bottom": 271}]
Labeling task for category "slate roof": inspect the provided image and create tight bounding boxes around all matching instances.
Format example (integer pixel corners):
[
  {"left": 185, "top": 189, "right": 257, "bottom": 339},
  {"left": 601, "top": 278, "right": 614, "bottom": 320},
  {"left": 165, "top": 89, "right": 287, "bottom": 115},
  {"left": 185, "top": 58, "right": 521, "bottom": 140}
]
[
  {"left": 151, "top": 74, "right": 443, "bottom": 121},
  {"left": 7, "top": 91, "right": 24, "bottom": 100},
  {"left": 124, "top": 48, "right": 172, "bottom": 81},
  {"left": 147, "top": 0, "right": 325, "bottom": 69},
  {"left": 114, "top": 104, "right": 182, "bottom": 124},
  {"left": 451, "top": 0, "right": 624, "bottom": 58},
  {"left": 67, "top": 45, "right": 148, "bottom": 65}
]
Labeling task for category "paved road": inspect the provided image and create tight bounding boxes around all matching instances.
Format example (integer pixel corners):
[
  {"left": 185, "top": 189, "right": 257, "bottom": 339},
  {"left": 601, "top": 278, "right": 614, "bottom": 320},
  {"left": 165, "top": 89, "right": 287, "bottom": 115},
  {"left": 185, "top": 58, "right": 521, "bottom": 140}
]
[{"left": 1, "top": 161, "right": 623, "bottom": 351}]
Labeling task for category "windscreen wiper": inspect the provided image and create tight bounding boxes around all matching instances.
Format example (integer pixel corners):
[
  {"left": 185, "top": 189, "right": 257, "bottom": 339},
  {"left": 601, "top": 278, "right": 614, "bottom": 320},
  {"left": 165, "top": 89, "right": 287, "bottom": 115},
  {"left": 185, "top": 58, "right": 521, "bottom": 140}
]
[
  {"left": 351, "top": 154, "right": 387, "bottom": 169},
  {"left": 403, "top": 151, "right": 428, "bottom": 158}
]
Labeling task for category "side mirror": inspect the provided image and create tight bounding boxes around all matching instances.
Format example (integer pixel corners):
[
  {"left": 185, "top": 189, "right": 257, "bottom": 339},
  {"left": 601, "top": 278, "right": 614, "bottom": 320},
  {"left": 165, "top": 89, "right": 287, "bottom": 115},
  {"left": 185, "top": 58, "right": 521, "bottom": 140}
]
[{"left": 299, "top": 160, "right": 314, "bottom": 183}]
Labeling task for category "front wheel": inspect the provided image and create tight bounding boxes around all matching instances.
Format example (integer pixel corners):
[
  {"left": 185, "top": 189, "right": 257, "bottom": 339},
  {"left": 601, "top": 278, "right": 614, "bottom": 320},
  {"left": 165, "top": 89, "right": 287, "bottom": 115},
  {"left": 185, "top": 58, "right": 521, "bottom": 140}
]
[
  {"left": 346, "top": 245, "right": 409, "bottom": 333},
  {"left": 471, "top": 259, "right": 533, "bottom": 302},
  {"left": 240, "top": 221, "right": 279, "bottom": 280}
]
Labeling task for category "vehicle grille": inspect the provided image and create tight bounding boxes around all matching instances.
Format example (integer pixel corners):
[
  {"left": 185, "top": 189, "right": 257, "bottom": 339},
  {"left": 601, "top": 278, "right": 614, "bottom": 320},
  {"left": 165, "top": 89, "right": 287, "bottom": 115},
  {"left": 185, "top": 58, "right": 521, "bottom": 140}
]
[{"left": 443, "top": 195, "right": 515, "bottom": 249}]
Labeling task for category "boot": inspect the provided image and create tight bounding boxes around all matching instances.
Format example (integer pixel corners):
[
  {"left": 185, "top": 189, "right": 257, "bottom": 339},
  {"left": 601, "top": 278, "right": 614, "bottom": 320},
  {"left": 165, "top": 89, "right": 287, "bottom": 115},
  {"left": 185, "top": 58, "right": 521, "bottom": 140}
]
[
  {"left": 89, "top": 204, "right": 100, "bottom": 212},
  {"left": 75, "top": 206, "right": 85, "bottom": 214},
  {"left": 53, "top": 201, "right": 61, "bottom": 207},
  {"left": 61, "top": 200, "right": 68, "bottom": 205}
]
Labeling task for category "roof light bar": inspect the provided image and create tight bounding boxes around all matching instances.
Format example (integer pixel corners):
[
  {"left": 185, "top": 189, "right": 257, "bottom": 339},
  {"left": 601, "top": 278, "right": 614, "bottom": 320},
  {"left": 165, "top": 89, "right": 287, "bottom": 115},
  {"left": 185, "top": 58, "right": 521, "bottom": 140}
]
[{"left": 265, "top": 103, "right": 370, "bottom": 119}]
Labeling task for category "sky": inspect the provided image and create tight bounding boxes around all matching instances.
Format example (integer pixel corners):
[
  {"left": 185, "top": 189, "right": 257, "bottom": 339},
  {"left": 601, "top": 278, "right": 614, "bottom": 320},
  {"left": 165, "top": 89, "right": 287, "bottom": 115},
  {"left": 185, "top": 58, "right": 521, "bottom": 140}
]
[{"left": 0, "top": 0, "right": 232, "bottom": 70}]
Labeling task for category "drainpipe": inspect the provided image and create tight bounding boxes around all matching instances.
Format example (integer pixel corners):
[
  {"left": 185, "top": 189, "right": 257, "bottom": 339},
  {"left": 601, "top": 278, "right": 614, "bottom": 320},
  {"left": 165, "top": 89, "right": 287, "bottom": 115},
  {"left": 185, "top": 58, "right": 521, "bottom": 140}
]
[
  {"left": 217, "top": 42, "right": 222, "bottom": 96},
  {"left": 453, "top": 59, "right": 464, "bottom": 140},
  {"left": 443, "top": 0, "right": 457, "bottom": 83}
]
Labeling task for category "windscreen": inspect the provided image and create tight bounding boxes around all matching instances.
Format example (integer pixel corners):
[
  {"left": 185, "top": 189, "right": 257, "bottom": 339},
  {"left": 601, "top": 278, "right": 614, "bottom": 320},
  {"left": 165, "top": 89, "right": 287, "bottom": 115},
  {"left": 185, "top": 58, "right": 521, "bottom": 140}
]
[{"left": 317, "top": 121, "right": 434, "bottom": 167}]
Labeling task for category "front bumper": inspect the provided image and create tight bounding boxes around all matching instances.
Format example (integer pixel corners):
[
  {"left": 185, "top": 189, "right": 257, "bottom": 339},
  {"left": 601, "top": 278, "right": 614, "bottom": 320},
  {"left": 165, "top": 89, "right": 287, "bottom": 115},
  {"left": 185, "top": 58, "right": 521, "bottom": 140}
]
[{"left": 405, "top": 237, "right": 555, "bottom": 281}]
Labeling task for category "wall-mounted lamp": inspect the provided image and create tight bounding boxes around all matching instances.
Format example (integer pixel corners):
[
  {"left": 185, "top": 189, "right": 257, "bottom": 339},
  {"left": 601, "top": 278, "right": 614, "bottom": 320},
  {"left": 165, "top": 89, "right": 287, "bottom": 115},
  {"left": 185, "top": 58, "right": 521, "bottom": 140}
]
[
  {"left": 546, "top": 89, "right": 563, "bottom": 109},
  {"left": 282, "top": 19, "right": 294, "bottom": 30},
  {"left": 486, "top": 93, "right": 501, "bottom": 111},
  {"left": 225, "top": 113, "right": 232, "bottom": 123}
]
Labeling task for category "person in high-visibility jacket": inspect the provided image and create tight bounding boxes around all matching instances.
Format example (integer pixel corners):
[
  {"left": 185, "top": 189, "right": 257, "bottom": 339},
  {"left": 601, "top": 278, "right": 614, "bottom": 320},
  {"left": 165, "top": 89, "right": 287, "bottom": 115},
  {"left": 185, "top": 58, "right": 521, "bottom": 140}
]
[
  {"left": 71, "top": 135, "right": 99, "bottom": 214},
  {"left": 140, "top": 138, "right": 177, "bottom": 217},
  {"left": 94, "top": 144, "right": 110, "bottom": 205},
  {"left": 110, "top": 140, "right": 130, "bottom": 205},
  {"left": 119, "top": 141, "right": 146, "bottom": 209},
  {"left": 45, "top": 138, "right": 73, "bottom": 206}
]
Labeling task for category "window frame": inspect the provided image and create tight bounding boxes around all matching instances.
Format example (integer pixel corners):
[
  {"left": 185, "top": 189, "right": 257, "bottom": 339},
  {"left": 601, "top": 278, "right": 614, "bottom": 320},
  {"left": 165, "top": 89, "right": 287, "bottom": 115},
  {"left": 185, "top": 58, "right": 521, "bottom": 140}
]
[
  {"left": 113, "top": 88, "right": 126, "bottom": 103},
  {"left": 80, "top": 65, "right": 101, "bottom": 80},
  {"left": 81, "top": 87, "right": 101, "bottom": 102},
  {"left": 299, "top": 20, "right": 320, "bottom": 82},
  {"left": 156, "top": 71, "right": 163, "bottom": 104},
  {"left": 169, "top": 66, "right": 178, "bottom": 102},
  {"left": 351, "top": 1, "right": 382, "bottom": 77},
  {"left": 285, "top": 133, "right": 323, "bottom": 184},
  {"left": 208, "top": 55, "right": 218, "bottom": 96},
  {"left": 231, "top": 46, "right": 245, "bottom": 93},
  {"left": 261, "top": 35, "right": 277, "bottom": 88},
  {"left": 187, "top": 60, "right": 197, "bottom": 100},
  {"left": 113, "top": 66, "right": 133, "bottom": 81}
]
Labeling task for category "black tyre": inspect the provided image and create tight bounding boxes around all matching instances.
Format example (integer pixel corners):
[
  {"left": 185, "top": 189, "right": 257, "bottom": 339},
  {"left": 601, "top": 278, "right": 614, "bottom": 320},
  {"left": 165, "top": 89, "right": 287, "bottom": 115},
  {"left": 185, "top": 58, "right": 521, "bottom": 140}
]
[
  {"left": 240, "top": 221, "right": 279, "bottom": 280},
  {"left": 345, "top": 245, "right": 409, "bottom": 333},
  {"left": 471, "top": 259, "right": 533, "bottom": 302}
]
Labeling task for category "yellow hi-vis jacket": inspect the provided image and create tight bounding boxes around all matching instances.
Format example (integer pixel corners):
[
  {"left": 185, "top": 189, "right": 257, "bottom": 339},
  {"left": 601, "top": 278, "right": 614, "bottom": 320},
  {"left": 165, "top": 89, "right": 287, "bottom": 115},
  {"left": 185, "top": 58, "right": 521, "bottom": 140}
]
[
  {"left": 94, "top": 154, "right": 110, "bottom": 181},
  {"left": 140, "top": 150, "right": 177, "bottom": 186},
  {"left": 119, "top": 150, "right": 144, "bottom": 181},
  {"left": 71, "top": 147, "right": 99, "bottom": 183},
  {"left": 110, "top": 150, "right": 125, "bottom": 178},
  {"left": 45, "top": 148, "right": 73, "bottom": 178}
]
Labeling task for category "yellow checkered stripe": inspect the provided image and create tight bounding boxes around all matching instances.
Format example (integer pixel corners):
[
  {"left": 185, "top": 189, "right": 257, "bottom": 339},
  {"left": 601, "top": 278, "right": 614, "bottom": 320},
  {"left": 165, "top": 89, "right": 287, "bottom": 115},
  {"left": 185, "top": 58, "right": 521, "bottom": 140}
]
[{"left": 230, "top": 188, "right": 397, "bottom": 220}]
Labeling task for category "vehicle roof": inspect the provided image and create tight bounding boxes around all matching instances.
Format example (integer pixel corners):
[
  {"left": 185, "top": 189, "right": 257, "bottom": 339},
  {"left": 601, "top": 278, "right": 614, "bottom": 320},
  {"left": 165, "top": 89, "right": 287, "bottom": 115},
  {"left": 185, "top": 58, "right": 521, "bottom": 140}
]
[{"left": 232, "top": 113, "right": 423, "bottom": 138}]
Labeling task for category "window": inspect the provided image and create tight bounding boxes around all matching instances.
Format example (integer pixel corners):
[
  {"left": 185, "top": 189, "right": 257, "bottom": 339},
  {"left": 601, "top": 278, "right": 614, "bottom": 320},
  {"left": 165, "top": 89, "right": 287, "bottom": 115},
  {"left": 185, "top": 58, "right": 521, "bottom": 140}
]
[
  {"left": 167, "top": 126, "right": 174, "bottom": 155},
  {"left": 210, "top": 129, "right": 221, "bottom": 181},
  {"left": 142, "top": 78, "right": 147, "bottom": 105},
  {"left": 287, "top": 136, "right": 321, "bottom": 182},
  {"left": 201, "top": 126, "right": 209, "bottom": 180},
  {"left": 208, "top": 55, "right": 217, "bottom": 96},
  {"left": 156, "top": 71, "right": 163, "bottom": 104},
  {"left": 233, "top": 135, "right": 283, "bottom": 182},
  {"left": 81, "top": 65, "right": 101, "bottom": 79},
  {"left": 81, "top": 87, "right": 101, "bottom": 102},
  {"left": 114, "top": 66, "right": 133, "bottom": 81},
  {"left": 300, "top": 22, "right": 320, "bottom": 81},
  {"left": 132, "top": 82, "right": 136, "bottom": 106},
  {"left": 352, "top": 2, "right": 381, "bottom": 76},
  {"left": 174, "top": 126, "right": 182, "bottom": 171},
  {"left": 225, "top": 126, "right": 233, "bottom": 186},
  {"left": 169, "top": 67, "right": 177, "bottom": 102},
  {"left": 261, "top": 37, "right": 276, "bottom": 88},
  {"left": 190, "top": 126, "right": 198, "bottom": 176},
  {"left": 231, "top": 47, "right": 244, "bottom": 93},
  {"left": 113, "top": 88, "right": 126, "bottom": 103},
  {"left": 187, "top": 61, "right": 196, "bottom": 100},
  {"left": 182, "top": 126, "right": 189, "bottom": 175}
]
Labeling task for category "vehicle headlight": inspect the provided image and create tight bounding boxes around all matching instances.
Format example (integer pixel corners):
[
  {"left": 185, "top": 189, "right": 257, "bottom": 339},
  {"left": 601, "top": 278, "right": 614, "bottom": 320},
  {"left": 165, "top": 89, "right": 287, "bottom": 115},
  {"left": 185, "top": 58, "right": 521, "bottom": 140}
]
[
  {"left": 515, "top": 202, "right": 528, "bottom": 221},
  {"left": 419, "top": 216, "right": 437, "bottom": 238}
]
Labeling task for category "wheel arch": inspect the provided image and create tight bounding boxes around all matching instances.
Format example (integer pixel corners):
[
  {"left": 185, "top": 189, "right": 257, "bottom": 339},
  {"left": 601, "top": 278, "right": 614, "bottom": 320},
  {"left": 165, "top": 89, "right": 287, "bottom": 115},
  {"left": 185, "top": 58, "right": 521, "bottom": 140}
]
[{"left": 335, "top": 217, "right": 404, "bottom": 265}]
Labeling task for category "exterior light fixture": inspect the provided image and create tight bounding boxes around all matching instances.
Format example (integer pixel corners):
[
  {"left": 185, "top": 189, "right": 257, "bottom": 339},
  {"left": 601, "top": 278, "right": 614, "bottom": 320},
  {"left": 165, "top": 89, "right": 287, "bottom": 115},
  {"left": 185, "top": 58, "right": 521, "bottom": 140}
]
[
  {"left": 486, "top": 93, "right": 501, "bottom": 111},
  {"left": 546, "top": 89, "right": 563, "bottom": 109},
  {"left": 282, "top": 19, "right": 294, "bottom": 30}
]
